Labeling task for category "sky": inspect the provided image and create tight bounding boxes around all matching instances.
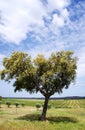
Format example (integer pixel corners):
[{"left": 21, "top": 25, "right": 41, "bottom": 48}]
[{"left": 0, "top": 0, "right": 85, "bottom": 98}]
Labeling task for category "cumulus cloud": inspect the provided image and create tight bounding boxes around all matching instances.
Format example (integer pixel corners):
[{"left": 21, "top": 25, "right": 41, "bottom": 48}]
[
  {"left": 0, "top": 0, "right": 85, "bottom": 79},
  {"left": 52, "top": 14, "right": 65, "bottom": 27},
  {"left": 0, "top": 0, "right": 70, "bottom": 44},
  {"left": 47, "top": 0, "right": 70, "bottom": 11},
  {"left": 0, "top": 0, "right": 45, "bottom": 44},
  {"left": 0, "top": 0, "right": 85, "bottom": 97}
]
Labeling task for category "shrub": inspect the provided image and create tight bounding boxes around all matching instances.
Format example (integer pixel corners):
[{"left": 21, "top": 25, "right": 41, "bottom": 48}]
[
  {"left": 21, "top": 103, "right": 25, "bottom": 107},
  {"left": 15, "top": 102, "right": 19, "bottom": 108},
  {"left": 14, "top": 102, "right": 19, "bottom": 113},
  {"left": 36, "top": 103, "right": 41, "bottom": 110},
  {"left": 6, "top": 101, "right": 11, "bottom": 108}
]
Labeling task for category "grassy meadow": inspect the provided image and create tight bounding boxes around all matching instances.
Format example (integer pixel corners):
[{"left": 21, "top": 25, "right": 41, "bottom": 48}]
[{"left": 0, "top": 99, "right": 85, "bottom": 130}]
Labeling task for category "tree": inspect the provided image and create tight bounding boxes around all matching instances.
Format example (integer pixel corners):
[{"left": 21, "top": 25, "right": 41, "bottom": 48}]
[
  {"left": 14, "top": 102, "right": 19, "bottom": 113},
  {"left": 0, "top": 51, "right": 77, "bottom": 120},
  {"left": 15, "top": 102, "right": 19, "bottom": 108},
  {"left": 6, "top": 101, "right": 11, "bottom": 108},
  {"left": 21, "top": 103, "right": 25, "bottom": 107},
  {"left": 36, "top": 103, "right": 41, "bottom": 111}
]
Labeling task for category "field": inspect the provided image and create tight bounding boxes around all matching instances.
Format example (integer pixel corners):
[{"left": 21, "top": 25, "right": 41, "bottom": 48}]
[{"left": 0, "top": 99, "right": 85, "bottom": 130}]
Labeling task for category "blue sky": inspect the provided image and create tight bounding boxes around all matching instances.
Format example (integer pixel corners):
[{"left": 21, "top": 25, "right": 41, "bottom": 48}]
[{"left": 0, "top": 0, "right": 85, "bottom": 98}]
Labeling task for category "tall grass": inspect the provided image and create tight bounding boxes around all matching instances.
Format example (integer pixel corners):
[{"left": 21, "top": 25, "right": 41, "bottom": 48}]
[{"left": 0, "top": 99, "right": 85, "bottom": 130}]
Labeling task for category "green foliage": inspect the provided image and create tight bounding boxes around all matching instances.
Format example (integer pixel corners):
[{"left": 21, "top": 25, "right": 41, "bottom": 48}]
[
  {"left": 21, "top": 103, "right": 25, "bottom": 107},
  {"left": 36, "top": 103, "right": 41, "bottom": 110},
  {"left": 0, "top": 51, "right": 77, "bottom": 97},
  {"left": 6, "top": 101, "right": 11, "bottom": 108},
  {"left": 0, "top": 51, "right": 77, "bottom": 120},
  {"left": 0, "top": 96, "right": 2, "bottom": 101},
  {"left": 15, "top": 102, "right": 19, "bottom": 108}
]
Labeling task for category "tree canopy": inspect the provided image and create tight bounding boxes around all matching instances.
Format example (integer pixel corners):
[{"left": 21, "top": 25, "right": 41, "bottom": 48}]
[{"left": 0, "top": 51, "right": 77, "bottom": 120}]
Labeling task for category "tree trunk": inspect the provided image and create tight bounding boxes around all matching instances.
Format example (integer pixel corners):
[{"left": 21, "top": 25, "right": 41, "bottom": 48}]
[{"left": 40, "top": 96, "right": 49, "bottom": 120}]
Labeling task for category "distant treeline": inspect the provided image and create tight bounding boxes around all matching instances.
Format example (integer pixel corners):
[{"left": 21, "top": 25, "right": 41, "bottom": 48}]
[{"left": 2, "top": 96, "right": 85, "bottom": 100}]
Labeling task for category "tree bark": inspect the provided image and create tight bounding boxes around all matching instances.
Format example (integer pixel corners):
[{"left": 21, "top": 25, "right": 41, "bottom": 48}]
[{"left": 40, "top": 96, "right": 49, "bottom": 120}]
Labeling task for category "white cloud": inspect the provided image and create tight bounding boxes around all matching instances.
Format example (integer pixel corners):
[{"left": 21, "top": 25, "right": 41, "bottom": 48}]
[
  {"left": 61, "top": 8, "right": 69, "bottom": 19},
  {"left": 0, "top": 54, "right": 5, "bottom": 60},
  {"left": 0, "top": 0, "right": 85, "bottom": 80},
  {"left": 0, "top": 0, "right": 85, "bottom": 97},
  {"left": 0, "top": 0, "right": 70, "bottom": 44},
  {"left": 27, "top": 40, "right": 65, "bottom": 59},
  {"left": 77, "top": 47, "right": 85, "bottom": 78},
  {"left": 52, "top": 14, "right": 64, "bottom": 27},
  {"left": 46, "top": 0, "right": 70, "bottom": 28},
  {"left": 47, "top": 0, "right": 70, "bottom": 12},
  {"left": 0, "top": 0, "right": 46, "bottom": 44}
]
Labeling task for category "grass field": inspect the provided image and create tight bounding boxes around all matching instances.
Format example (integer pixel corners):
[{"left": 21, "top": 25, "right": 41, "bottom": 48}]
[{"left": 0, "top": 99, "right": 85, "bottom": 130}]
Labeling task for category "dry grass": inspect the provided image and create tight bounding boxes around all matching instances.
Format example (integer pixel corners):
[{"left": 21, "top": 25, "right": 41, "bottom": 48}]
[{"left": 0, "top": 100, "right": 85, "bottom": 130}]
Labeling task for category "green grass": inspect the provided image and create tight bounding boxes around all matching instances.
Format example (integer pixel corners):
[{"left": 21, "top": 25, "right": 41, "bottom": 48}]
[
  {"left": 0, "top": 99, "right": 85, "bottom": 130},
  {"left": 2, "top": 98, "right": 44, "bottom": 106},
  {"left": 2, "top": 98, "right": 85, "bottom": 108}
]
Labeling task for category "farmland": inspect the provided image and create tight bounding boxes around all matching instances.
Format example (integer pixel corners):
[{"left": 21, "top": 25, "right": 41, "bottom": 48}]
[{"left": 0, "top": 99, "right": 85, "bottom": 130}]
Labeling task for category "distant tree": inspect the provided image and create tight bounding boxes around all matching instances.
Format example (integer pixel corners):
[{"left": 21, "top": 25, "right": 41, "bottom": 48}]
[
  {"left": 6, "top": 101, "right": 11, "bottom": 108},
  {"left": 0, "top": 51, "right": 77, "bottom": 120},
  {"left": 21, "top": 103, "right": 25, "bottom": 107},
  {"left": 15, "top": 102, "right": 19, "bottom": 108},
  {"left": 14, "top": 102, "right": 19, "bottom": 113},
  {"left": 36, "top": 103, "right": 41, "bottom": 110}
]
